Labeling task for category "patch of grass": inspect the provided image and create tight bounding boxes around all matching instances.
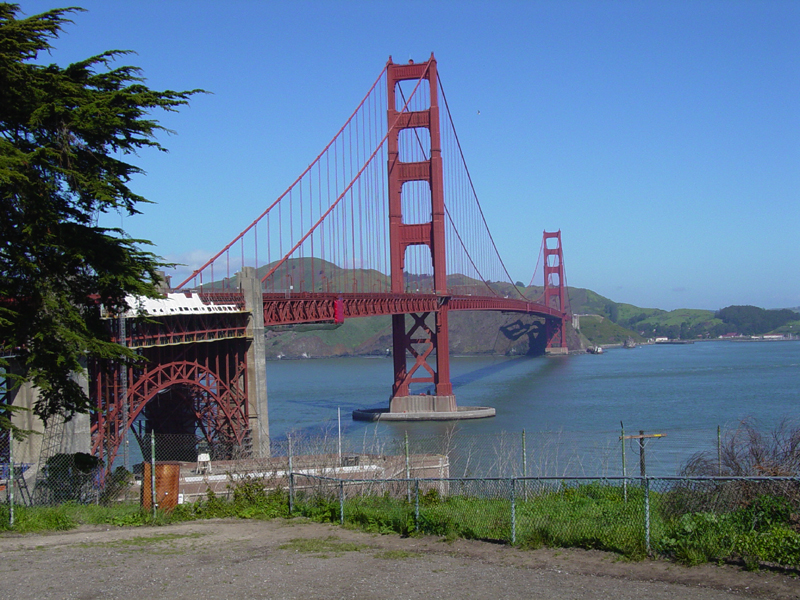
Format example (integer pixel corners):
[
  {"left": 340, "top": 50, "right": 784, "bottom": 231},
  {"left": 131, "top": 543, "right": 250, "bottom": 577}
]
[
  {"left": 279, "top": 535, "right": 368, "bottom": 555},
  {"left": 374, "top": 549, "right": 421, "bottom": 560},
  {"left": 78, "top": 532, "right": 205, "bottom": 549},
  {"left": 0, "top": 502, "right": 179, "bottom": 533},
  {"left": 0, "top": 504, "right": 76, "bottom": 533}
]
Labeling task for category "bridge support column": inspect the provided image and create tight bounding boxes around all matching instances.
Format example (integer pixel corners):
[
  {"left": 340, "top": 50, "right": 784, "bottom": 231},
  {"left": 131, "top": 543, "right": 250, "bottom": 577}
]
[
  {"left": 389, "top": 309, "right": 455, "bottom": 414},
  {"left": 542, "top": 230, "right": 569, "bottom": 354},
  {"left": 241, "top": 267, "right": 269, "bottom": 457}
]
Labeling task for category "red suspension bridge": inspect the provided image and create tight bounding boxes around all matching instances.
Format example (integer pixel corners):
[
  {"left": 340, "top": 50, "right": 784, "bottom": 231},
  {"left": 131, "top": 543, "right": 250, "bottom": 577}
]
[{"left": 91, "top": 55, "right": 571, "bottom": 468}]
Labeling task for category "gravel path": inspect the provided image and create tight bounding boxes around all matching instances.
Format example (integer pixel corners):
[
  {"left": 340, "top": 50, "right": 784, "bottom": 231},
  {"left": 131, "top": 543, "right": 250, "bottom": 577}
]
[{"left": 1, "top": 518, "right": 798, "bottom": 600}]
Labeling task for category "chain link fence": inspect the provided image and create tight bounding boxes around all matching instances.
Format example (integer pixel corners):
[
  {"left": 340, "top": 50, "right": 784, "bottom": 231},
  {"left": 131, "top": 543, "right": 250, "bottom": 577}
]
[
  {"left": 4, "top": 424, "right": 800, "bottom": 569},
  {"left": 288, "top": 472, "right": 800, "bottom": 567},
  {"left": 0, "top": 424, "right": 789, "bottom": 507}
]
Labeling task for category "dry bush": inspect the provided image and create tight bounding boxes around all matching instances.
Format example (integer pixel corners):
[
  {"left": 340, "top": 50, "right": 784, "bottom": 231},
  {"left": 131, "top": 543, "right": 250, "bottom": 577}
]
[
  {"left": 681, "top": 418, "right": 800, "bottom": 478},
  {"left": 667, "top": 419, "right": 800, "bottom": 518}
]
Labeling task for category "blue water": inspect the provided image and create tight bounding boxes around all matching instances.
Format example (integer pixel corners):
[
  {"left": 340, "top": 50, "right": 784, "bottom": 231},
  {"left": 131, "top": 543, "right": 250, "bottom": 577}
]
[
  {"left": 264, "top": 341, "right": 800, "bottom": 475},
  {"left": 267, "top": 341, "right": 799, "bottom": 437}
]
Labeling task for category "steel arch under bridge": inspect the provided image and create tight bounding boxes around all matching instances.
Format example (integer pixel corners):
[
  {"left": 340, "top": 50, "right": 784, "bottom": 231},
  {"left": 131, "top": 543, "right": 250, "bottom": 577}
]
[{"left": 91, "top": 311, "right": 252, "bottom": 470}]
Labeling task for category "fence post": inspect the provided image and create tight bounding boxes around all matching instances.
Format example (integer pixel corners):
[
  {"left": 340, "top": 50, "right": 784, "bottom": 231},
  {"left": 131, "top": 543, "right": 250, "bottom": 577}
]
[
  {"left": 9, "top": 433, "right": 14, "bottom": 528},
  {"left": 621, "top": 422, "right": 627, "bottom": 502},
  {"left": 337, "top": 407, "right": 342, "bottom": 467},
  {"left": 522, "top": 429, "right": 528, "bottom": 501},
  {"left": 643, "top": 476, "right": 651, "bottom": 556},
  {"left": 639, "top": 430, "right": 646, "bottom": 480},
  {"left": 339, "top": 480, "right": 344, "bottom": 525},
  {"left": 288, "top": 434, "right": 294, "bottom": 514},
  {"left": 404, "top": 431, "right": 411, "bottom": 503},
  {"left": 150, "top": 431, "right": 157, "bottom": 518},
  {"left": 414, "top": 479, "right": 420, "bottom": 533},
  {"left": 510, "top": 477, "right": 516, "bottom": 545}
]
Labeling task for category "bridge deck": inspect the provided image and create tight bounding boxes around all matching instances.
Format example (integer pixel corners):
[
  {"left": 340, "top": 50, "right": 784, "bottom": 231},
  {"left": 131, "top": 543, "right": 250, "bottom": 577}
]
[{"left": 114, "top": 292, "right": 564, "bottom": 349}]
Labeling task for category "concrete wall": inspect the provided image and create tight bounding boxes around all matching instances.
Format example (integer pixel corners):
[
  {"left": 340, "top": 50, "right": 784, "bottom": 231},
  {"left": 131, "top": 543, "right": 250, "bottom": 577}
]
[{"left": 8, "top": 362, "right": 91, "bottom": 473}]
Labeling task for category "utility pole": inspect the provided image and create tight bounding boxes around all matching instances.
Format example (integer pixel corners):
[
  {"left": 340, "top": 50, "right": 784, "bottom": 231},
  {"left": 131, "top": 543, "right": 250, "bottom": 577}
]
[{"left": 619, "top": 431, "right": 666, "bottom": 480}]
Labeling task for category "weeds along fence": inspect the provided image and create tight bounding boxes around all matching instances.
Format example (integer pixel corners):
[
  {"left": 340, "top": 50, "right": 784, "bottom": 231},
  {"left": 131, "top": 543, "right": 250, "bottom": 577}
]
[
  {"left": 272, "top": 425, "right": 734, "bottom": 479},
  {"left": 2, "top": 420, "right": 798, "bottom": 509},
  {"left": 289, "top": 473, "right": 800, "bottom": 567}
]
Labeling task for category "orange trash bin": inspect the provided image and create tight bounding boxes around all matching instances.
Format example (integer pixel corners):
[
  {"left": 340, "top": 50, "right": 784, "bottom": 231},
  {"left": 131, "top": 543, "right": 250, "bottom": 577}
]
[{"left": 141, "top": 461, "right": 181, "bottom": 512}]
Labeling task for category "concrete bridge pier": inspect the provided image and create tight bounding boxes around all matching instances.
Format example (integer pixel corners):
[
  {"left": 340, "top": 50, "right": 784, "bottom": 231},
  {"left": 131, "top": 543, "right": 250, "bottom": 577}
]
[
  {"left": 240, "top": 267, "right": 270, "bottom": 457},
  {"left": 5, "top": 359, "right": 91, "bottom": 493}
]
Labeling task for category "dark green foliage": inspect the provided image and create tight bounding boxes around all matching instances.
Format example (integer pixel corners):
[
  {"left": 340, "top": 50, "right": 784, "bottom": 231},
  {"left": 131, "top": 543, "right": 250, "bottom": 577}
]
[
  {"left": 715, "top": 305, "right": 798, "bottom": 336},
  {"left": 99, "top": 466, "right": 133, "bottom": 505},
  {"left": 231, "top": 478, "right": 289, "bottom": 519},
  {"left": 169, "top": 481, "right": 290, "bottom": 521},
  {"left": 733, "top": 494, "right": 794, "bottom": 533},
  {"left": 420, "top": 487, "right": 441, "bottom": 506},
  {"left": 658, "top": 512, "right": 735, "bottom": 566},
  {"left": 657, "top": 492, "right": 800, "bottom": 568},
  {"left": 39, "top": 452, "right": 102, "bottom": 503},
  {"left": 605, "top": 302, "right": 619, "bottom": 323},
  {"left": 346, "top": 495, "right": 416, "bottom": 536},
  {"left": 0, "top": 4, "right": 202, "bottom": 429},
  {"left": 174, "top": 489, "right": 232, "bottom": 520}
]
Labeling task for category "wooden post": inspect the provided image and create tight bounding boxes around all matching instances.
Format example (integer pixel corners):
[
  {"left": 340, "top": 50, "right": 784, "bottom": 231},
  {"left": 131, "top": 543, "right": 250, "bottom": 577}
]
[{"left": 619, "top": 431, "right": 666, "bottom": 484}]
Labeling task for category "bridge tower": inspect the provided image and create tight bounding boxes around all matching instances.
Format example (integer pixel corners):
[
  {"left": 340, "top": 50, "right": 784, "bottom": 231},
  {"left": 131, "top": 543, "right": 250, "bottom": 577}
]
[
  {"left": 386, "top": 55, "right": 455, "bottom": 413},
  {"left": 543, "top": 230, "right": 569, "bottom": 354}
]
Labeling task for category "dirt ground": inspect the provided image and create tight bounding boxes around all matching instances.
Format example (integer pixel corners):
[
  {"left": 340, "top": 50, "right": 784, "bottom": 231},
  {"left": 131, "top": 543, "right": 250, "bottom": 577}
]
[{"left": 1, "top": 518, "right": 798, "bottom": 600}]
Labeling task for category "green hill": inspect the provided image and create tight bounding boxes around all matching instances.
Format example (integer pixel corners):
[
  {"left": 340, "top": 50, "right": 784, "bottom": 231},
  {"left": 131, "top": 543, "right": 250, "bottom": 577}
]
[
  {"left": 576, "top": 315, "right": 644, "bottom": 346},
  {"left": 200, "top": 259, "right": 798, "bottom": 355}
]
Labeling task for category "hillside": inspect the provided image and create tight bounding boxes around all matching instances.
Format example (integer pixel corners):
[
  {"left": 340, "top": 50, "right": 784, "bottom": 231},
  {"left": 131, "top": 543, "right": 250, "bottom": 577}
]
[
  {"left": 206, "top": 261, "right": 798, "bottom": 357},
  {"left": 264, "top": 310, "right": 583, "bottom": 359},
  {"left": 567, "top": 291, "right": 800, "bottom": 342},
  {"left": 575, "top": 315, "right": 645, "bottom": 347}
]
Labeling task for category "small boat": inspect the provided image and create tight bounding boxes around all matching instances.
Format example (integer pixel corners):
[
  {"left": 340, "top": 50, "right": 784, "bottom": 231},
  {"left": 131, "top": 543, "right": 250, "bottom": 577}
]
[{"left": 587, "top": 346, "right": 604, "bottom": 354}]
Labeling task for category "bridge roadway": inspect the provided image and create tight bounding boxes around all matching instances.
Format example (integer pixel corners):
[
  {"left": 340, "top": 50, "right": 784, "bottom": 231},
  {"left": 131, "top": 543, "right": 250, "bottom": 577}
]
[{"left": 116, "top": 291, "right": 565, "bottom": 349}]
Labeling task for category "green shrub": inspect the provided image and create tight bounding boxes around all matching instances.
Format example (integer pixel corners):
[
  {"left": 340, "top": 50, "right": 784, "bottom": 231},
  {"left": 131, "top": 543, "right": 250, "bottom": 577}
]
[
  {"left": 658, "top": 512, "right": 736, "bottom": 566},
  {"left": 736, "top": 527, "right": 800, "bottom": 569},
  {"left": 732, "top": 494, "right": 793, "bottom": 532}
]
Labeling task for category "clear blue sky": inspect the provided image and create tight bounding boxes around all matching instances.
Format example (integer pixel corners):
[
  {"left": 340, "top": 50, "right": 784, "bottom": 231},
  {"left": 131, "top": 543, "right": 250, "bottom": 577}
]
[{"left": 17, "top": 1, "right": 800, "bottom": 311}]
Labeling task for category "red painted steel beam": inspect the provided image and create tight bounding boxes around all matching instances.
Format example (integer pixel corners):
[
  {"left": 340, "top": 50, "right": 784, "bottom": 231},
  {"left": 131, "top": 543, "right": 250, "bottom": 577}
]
[
  {"left": 261, "top": 292, "right": 567, "bottom": 325},
  {"left": 110, "top": 312, "right": 249, "bottom": 349}
]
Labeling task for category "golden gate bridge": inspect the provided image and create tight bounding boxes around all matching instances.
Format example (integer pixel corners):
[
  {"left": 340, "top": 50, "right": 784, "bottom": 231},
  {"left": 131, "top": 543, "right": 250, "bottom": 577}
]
[{"left": 91, "top": 55, "right": 571, "bottom": 470}]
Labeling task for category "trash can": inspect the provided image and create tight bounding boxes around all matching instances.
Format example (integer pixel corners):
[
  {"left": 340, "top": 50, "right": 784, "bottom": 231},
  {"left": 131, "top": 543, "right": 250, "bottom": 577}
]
[{"left": 141, "top": 461, "right": 181, "bottom": 512}]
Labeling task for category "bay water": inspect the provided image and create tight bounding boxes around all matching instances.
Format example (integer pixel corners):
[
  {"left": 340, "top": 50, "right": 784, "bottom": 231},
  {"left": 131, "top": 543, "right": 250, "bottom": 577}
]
[{"left": 265, "top": 340, "right": 799, "bottom": 476}]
